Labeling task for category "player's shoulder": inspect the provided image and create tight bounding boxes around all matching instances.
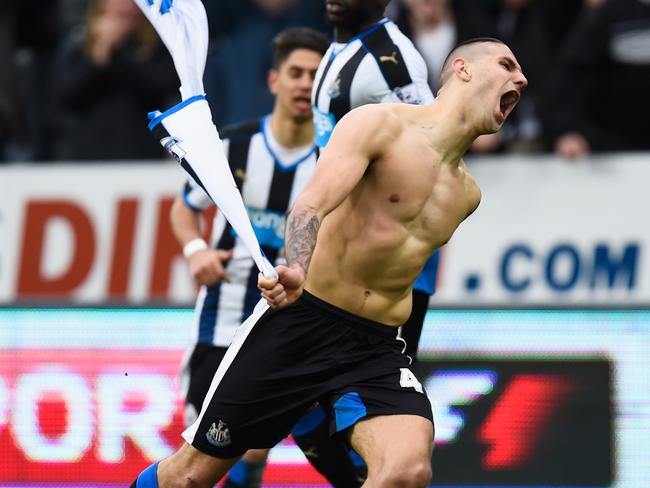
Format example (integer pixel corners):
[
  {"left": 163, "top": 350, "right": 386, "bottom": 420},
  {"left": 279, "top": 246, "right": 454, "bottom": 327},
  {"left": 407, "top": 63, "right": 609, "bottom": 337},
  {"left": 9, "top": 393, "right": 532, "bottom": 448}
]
[
  {"left": 363, "top": 20, "right": 421, "bottom": 57},
  {"left": 352, "top": 101, "right": 410, "bottom": 117},
  {"left": 359, "top": 20, "right": 430, "bottom": 100},
  {"left": 385, "top": 22, "right": 430, "bottom": 69},
  {"left": 384, "top": 21, "right": 420, "bottom": 50},
  {"left": 219, "top": 117, "right": 263, "bottom": 141},
  {"left": 342, "top": 103, "right": 406, "bottom": 137}
]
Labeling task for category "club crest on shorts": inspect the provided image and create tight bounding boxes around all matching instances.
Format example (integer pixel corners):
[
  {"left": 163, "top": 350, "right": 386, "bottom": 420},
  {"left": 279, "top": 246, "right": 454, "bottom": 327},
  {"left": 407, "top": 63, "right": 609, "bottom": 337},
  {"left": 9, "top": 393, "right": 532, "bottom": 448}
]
[{"left": 206, "top": 420, "right": 231, "bottom": 447}]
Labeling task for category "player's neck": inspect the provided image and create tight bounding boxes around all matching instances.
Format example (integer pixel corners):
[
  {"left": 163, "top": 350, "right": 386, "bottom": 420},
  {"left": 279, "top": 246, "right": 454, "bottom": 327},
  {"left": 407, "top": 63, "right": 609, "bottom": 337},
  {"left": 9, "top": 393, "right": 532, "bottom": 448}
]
[
  {"left": 425, "top": 92, "right": 480, "bottom": 163},
  {"left": 269, "top": 113, "right": 314, "bottom": 148},
  {"left": 334, "top": 15, "right": 385, "bottom": 42}
]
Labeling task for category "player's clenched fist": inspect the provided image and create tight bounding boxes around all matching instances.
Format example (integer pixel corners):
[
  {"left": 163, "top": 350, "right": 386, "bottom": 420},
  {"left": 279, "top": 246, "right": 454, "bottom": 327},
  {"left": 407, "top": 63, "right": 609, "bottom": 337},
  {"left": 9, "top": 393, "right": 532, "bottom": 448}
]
[{"left": 258, "top": 265, "right": 305, "bottom": 309}]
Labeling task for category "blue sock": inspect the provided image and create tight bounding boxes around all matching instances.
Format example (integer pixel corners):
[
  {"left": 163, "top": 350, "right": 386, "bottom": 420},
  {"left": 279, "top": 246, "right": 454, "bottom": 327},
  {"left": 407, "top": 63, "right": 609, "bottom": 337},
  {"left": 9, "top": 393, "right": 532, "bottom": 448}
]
[
  {"left": 224, "top": 459, "right": 266, "bottom": 487},
  {"left": 133, "top": 462, "right": 159, "bottom": 488},
  {"left": 291, "top": 405, "right": 327, "bottom": 437},
  {"left": 348, "top": 448, "right": 366, "bottom": 467},
  {"left": 227, "top": 459, "right": 249, "bottom": 485}
]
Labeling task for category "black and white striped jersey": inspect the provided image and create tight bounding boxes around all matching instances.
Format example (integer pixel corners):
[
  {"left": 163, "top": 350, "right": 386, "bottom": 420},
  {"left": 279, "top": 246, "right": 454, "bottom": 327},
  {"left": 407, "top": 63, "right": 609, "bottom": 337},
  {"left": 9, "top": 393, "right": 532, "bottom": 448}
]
[
  {"left": 312, "top": 19, "right": 435, "bottom": 148},
  {"left": 182, "top": 115, "right": 317, "bottom": 347}
]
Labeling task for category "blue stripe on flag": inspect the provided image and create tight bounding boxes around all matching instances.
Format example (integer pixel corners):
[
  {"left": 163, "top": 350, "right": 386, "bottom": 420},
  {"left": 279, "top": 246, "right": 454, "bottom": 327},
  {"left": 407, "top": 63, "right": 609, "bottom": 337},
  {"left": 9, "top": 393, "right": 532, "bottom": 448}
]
[{"left": 147, "top": 95, "right": 206, "bottom": 131}]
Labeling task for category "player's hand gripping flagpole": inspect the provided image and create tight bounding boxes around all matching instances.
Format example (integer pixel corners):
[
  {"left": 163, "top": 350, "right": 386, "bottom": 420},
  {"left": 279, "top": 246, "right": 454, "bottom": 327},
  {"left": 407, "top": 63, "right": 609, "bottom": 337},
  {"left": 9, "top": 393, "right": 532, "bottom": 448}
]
[{"left": 133, "top": 0, "right": 277, "bottom": 279}]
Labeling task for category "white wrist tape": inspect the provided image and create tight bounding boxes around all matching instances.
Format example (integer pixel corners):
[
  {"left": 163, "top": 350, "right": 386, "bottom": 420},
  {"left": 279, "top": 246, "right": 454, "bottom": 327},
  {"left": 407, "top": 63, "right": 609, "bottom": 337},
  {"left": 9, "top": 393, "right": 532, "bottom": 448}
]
[{"left": 183, "top": 238, "right": 208, "bottom": 259}]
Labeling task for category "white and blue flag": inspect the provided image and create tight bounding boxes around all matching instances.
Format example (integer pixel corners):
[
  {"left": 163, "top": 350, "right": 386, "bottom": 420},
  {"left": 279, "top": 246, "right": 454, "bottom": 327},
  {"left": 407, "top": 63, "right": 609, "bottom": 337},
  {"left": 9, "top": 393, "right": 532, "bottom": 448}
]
[{"left": 133, "top": 0, "right": 277, "bottom": 278}]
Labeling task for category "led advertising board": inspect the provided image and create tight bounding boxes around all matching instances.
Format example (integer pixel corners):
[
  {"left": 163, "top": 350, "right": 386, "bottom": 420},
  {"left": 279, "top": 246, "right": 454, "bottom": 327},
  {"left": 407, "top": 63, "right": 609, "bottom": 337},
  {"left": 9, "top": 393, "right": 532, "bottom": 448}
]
[{"left": 0, "top": 308, "right": 647, "bottom": 487}]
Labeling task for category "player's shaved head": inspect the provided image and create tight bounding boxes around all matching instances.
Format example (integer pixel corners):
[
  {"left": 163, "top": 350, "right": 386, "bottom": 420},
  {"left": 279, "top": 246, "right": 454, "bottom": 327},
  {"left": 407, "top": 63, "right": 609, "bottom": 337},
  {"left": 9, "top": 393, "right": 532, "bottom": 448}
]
[{"left": 439, "top": 37, "right": 505, "bottom": 87}]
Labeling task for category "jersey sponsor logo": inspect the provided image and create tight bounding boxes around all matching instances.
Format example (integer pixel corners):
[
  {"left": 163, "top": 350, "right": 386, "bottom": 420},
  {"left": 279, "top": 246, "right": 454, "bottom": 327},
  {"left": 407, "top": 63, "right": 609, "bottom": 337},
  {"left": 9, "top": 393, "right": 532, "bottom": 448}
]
[
  {"left": 206, "top": 420, "right": 232, "bottom": 447},
  {"left": 327, "top": 77, "right": 341, "bottom": 99},
  {"left": 231, "top": 207, "right": 286, "bottom": 249},
  {"left": 313, "top": 107, "right": 336, "bottom": 148},
  {"left": 160, "top": 136, "right": 186, "bottom": 162},
  {"left": 379, "top": 51, "right": 399, "bottom": 65},
  {"left": 390, "top": 83, "right": 423, "bottom": 105}
]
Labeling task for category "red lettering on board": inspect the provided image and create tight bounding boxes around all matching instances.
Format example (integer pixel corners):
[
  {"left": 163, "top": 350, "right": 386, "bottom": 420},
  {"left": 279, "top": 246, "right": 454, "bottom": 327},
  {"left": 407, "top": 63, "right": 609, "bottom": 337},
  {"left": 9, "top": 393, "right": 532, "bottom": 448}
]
[{"left": 18, "top": 200, "right": 95, "bottom": 296}]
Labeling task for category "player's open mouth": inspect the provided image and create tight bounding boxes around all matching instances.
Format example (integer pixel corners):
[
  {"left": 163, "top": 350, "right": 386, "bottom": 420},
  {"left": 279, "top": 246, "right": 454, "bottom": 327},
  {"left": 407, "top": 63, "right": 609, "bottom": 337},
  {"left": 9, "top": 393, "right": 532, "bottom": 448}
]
[
  {"left": 499, "top": 90, "right": 520, "bottom": 118},
  {"left": 293, "top": 96, "right": 312, "bottom": 111}
]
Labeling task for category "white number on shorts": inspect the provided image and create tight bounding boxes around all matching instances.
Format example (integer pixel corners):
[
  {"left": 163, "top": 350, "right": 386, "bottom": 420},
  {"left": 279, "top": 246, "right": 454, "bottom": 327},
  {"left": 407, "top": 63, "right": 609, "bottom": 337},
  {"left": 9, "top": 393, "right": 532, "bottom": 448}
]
[{"left": 399, "top": 368, "right": 423, "bottom": 393}]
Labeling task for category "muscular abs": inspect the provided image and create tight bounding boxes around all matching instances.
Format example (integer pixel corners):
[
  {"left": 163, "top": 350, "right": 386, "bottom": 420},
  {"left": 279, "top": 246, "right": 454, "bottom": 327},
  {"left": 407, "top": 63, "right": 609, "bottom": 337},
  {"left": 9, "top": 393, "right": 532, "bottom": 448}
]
[{"left": 306, "top": 130, "right": 481, "bottom": 326}]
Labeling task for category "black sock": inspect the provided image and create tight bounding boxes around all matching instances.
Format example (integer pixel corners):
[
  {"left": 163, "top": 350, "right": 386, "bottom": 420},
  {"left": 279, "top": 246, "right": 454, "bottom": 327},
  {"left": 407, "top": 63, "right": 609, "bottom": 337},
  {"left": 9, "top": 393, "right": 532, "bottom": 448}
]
[{"left": 293, "top": 418, "right": 362, "bottom": 488}]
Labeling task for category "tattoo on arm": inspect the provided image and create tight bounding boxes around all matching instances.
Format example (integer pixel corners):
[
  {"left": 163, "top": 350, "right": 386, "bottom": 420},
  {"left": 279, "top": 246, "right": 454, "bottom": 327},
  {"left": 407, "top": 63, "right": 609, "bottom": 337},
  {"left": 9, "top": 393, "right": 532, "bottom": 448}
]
[{"left": 285, "top": 207, "right": 320, "bottom": 276}]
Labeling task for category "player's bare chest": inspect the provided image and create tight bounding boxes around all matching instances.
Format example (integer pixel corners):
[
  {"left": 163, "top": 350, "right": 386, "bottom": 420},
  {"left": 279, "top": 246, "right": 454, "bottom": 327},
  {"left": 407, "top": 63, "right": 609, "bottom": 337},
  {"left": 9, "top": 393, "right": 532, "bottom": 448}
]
[{"left": 368, "top": 152, "right": 479, "bottom": 228}]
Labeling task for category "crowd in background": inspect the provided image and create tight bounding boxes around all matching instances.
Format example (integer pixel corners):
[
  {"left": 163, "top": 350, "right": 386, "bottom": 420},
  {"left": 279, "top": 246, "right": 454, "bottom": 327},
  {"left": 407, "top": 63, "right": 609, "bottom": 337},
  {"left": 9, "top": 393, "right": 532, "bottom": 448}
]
[{"left": 1, "top": 0, "right": 649, "bottom": 163}]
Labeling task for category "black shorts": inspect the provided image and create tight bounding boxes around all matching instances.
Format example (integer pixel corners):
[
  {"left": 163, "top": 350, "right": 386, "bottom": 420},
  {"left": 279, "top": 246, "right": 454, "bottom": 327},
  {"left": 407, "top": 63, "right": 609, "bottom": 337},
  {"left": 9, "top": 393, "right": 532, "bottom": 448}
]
[
  {"left": 182, "top": 344, "right": 228, "bottom": 426},
  {"left": 182, "top": 291, "right": 433, "bottom": 458}
]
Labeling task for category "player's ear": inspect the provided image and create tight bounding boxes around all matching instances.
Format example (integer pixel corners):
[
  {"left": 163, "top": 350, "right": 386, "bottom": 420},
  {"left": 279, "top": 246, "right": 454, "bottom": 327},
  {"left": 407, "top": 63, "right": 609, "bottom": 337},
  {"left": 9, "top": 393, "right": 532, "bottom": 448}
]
[
  {"left": 452, "top": 58, "right": 471, "bottom": 82},
  {"left": 268, "top": 69, "right": 279, "bottom": 95}
]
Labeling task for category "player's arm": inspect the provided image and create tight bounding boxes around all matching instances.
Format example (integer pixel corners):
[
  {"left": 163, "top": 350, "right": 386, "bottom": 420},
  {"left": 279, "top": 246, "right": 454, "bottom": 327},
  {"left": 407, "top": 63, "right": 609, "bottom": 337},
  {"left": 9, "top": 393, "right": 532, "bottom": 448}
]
[
  {"left": 287, "top": 106, "right": 397, "bottom": 273},
  {"left": 259, "top": 105, "right": 400, "bottom": 307},
  {"left": 170, "top": 184, "right": 232, "bottom": 286}
]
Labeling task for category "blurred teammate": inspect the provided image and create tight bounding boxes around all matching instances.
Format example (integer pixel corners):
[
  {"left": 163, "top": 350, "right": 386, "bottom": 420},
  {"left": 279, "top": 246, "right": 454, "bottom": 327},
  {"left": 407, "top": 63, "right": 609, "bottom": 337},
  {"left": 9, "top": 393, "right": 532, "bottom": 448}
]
[
  {"left": 313, "top": 0, "right": 437, "bottom": 376},
  {"left": 133, "top": 37, "right": 527, "bottom": 488},
  {"left": 170, "top": 27, "right": 360, "bottom": 488}
]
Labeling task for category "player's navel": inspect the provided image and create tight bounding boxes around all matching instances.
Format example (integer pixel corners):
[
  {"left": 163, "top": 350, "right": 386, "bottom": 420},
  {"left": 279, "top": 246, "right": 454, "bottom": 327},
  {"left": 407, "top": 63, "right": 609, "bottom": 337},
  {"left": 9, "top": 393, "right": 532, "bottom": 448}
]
[
  {"left": 359, "top": 290, "right": 372, "bottom": 312},
  {"left": 389, "top": 194, "right": 400, "bottom": 203}
]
